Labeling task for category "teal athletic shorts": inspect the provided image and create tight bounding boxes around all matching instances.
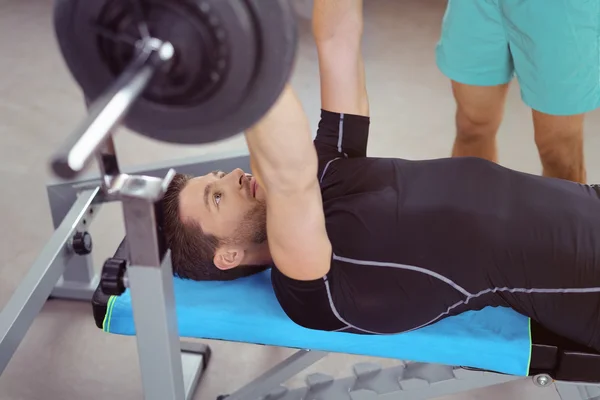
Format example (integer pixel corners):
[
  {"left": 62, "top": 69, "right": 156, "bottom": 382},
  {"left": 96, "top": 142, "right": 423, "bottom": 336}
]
[{"left": 436, "top": 0, "right": 600, "bottom": 116}]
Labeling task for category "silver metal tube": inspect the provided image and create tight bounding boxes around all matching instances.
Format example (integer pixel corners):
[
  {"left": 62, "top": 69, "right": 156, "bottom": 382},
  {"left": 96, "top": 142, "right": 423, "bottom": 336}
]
[
  {"left": 51, "top": 40, "right": 173, "bottom": 180},
  {"left": 0, "top": 188, "right": 100, "bottom": 374},
  {"left": 128, "top": 252, "right": 187, "bottom": 400},
  {"left": 119, "top": 172, "right": 184, "bottom": 400}
]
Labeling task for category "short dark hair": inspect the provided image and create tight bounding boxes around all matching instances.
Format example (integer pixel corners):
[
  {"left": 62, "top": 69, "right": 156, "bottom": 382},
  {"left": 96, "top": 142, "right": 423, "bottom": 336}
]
[{"left": 162, "top": 173, "right": 269, "bottom": 281}]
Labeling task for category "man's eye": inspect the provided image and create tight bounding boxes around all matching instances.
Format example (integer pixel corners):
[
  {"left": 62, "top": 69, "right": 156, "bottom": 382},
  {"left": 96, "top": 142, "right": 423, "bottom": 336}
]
[{"left": 214, "top": 192, "right": 222, "bottom": 205}]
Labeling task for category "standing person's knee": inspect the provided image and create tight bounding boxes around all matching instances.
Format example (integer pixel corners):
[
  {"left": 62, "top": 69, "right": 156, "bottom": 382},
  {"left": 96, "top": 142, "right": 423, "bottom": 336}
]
[
  {"left": 455, "top": 103, "right": 502, "bottom": 142},
  {"left": 535, "top": 133, "right": 578, "bottom": 171},
  {"left": 451, "top": 82, "right": 509, "bottom": 162},
  {"left": 533, "top": 111, "right": 586, "bottom": 183}
]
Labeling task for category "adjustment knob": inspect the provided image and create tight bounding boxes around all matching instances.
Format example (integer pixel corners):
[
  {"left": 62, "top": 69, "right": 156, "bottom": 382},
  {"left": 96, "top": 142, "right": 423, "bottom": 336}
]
[
  {"left": 72, "top": 231, "right": 92, "bottom": 255},
  {"left": 101, "top": 258, "right": 128, "bottom": 296}
]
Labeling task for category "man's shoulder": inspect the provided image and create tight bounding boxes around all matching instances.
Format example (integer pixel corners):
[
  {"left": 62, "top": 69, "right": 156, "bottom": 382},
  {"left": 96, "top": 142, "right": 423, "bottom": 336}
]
[
  {"left": 270, "top": 264, "right": 329, "bottom": 289},
  {"left": 318, "top": 156, "right": 399, "bottom": 199}
]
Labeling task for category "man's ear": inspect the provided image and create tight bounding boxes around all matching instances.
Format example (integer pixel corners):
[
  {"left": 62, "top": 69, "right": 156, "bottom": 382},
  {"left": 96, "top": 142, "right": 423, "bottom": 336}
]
[{"left": 213, "top": 246, "right": 245, "bottom": 271}]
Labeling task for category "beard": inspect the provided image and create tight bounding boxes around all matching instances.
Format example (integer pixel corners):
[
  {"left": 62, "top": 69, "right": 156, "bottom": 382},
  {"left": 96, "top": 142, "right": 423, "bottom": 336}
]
[{"left": 232, "top": 199, "right": 267, "bottom": 245}]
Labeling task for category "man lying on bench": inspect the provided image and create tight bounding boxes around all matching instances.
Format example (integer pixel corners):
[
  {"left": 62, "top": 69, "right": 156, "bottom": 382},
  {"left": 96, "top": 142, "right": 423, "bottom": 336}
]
[{"left": 161, "top": 0, "right": 600, "bottom": 352}]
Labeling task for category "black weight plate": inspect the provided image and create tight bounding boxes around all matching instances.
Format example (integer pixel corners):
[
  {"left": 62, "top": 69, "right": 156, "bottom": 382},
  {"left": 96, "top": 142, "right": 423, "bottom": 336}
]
[
  {"left": 123, "top": 0, "right": 259, "bottom": 139},
  {"left": 97, "top": 1, "right": 237, "bottom": 106},
  {"left": 125, "top": 0, "right": 298, "bottom": 145},
  {"left": 54, "top": 0, "right": 297, "bottom": 145},
  {"left": 132, "top": 0, "right": 298, "bottom": 144},
  {"left": 54, "top": 0, "right": 270, "bottom": 144}
]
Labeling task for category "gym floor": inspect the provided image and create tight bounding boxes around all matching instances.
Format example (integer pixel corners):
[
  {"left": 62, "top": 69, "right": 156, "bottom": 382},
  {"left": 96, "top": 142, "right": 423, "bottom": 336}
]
[{"left": 1, "top": 0, "right": 598, "bottom": 399}]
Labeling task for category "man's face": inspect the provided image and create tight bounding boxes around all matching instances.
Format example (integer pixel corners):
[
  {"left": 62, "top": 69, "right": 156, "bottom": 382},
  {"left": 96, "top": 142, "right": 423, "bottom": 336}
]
[{"left": 178, "top": 168, "right": 267, "bottom": 258}]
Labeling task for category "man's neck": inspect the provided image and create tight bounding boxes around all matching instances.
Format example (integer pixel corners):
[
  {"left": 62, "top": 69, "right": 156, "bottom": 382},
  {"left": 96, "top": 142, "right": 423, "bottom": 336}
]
[{"left": 242, "top": 241, "right": 272, "bottom": 266}]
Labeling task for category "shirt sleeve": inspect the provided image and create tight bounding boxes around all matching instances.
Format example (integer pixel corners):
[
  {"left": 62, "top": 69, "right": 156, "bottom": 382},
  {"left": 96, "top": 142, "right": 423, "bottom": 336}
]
[
  {"left": 314, "top": 109, "right": 370, "bottom": 179},
  {"left": 270, "top": 266, "right": 347, "bottom": 332}
]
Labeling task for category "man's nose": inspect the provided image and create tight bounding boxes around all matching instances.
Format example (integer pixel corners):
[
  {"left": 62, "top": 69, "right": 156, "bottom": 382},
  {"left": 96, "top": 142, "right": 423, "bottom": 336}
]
[{"left": 228, "top": 168, "right": 245, "bottom": 185}]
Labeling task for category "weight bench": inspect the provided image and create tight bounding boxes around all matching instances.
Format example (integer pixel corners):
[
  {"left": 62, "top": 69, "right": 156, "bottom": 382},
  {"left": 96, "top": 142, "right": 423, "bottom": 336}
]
[
  {"left": 3, "top": 152, "right": 600, "bottom": 400},
  {"left": 92, "top": 237, "right": 600, "bottom": 400}
]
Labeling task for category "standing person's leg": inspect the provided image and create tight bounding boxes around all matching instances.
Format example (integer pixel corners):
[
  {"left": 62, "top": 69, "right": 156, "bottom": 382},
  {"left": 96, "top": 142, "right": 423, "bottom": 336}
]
[
  {"left": 532, "top": 113, "right": 586, "bottom": 183},
  {"left": 436, "top": 0, "right": 514, "bottom": 163},
  {"left": 501, "top": 0, "right": 600, "bottom": 184},
  {"left": 450, "top": 82, "right": 509, "bottom": 163}
]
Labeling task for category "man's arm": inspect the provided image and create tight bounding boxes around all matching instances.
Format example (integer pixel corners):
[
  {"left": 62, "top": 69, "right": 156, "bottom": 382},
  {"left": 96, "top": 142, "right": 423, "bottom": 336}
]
[
  {"left": 245, "top": 86, "right": 332, "bottom": 281},
  {"left": 313, "top": 0, "right": 369, "bottom": 116},
  {"left": 244, "top": 0, "right": 367, "bottom": 281},
  {"left": 312, "top": 0, "right": 371, "bottom": 168}
]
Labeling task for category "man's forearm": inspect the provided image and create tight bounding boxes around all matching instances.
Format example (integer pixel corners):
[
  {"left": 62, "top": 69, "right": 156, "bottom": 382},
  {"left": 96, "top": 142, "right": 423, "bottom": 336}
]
[
  {"left": 245, "top": 85, "right": 317, "bottom": 195},
  {"left": 313, "top": 0, "right": 363, "bottom": 43},
  {"left": 312, "top": 0, "right": 368, "bottom": 116}
]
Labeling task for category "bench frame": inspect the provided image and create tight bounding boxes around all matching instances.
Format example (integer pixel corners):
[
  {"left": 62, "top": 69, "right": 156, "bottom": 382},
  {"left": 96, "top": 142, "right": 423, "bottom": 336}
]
[{"left": 1, "top": 151, "right": 599, "bottom": 400}]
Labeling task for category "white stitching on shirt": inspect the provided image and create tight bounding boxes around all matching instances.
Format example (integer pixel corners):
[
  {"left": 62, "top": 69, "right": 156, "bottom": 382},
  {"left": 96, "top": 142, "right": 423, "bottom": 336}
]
[{"left": 324, "top": 253, "right": 600, "bottom": 335}]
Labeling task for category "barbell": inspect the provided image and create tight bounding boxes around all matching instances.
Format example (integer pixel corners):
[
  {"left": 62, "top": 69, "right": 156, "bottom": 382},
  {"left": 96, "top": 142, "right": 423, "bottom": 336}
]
[{"left": 51, "top": 0, "right": 298, "bottom": 179}]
